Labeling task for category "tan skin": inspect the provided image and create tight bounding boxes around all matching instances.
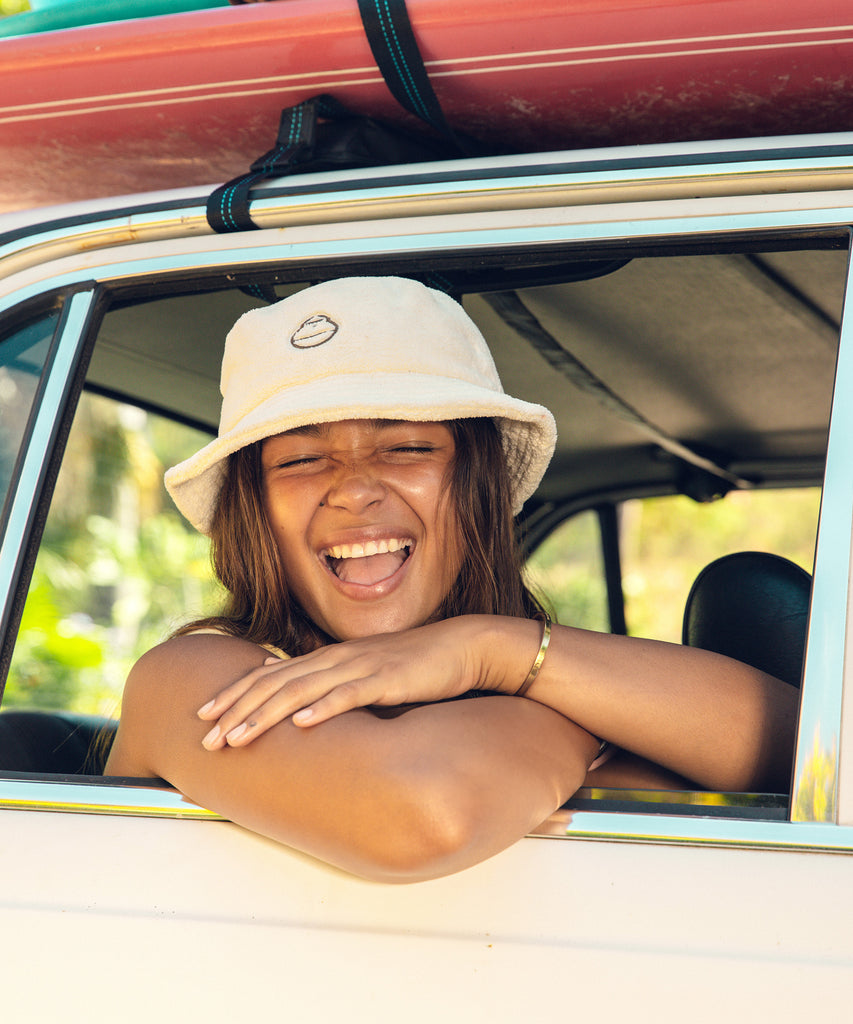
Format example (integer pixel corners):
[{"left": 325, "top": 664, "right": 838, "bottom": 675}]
[{"left": 105, "top": 419, "right": 799, "bottom": 881}]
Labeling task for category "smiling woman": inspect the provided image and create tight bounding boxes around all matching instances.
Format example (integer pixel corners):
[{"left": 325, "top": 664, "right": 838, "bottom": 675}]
[
  {"left": 259, "top": 420, "right": 462, "bottom": 640},
  {"left": 104, "top": 276, "right": 799, "bottom": 881}
]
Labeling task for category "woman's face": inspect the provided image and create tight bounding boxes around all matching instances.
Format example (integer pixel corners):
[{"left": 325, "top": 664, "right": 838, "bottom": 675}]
[{"left": 261, "top": 419, "right": 463, "bottom": 640}]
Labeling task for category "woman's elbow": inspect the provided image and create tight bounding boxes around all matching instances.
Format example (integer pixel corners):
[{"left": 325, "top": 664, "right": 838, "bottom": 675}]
[
  {"left": 359, "top": 806, "right": 480, "bottom": 884},
  {"left": 355, "top": 757, "right": 576, "bottom": 882},
  {"left": 351, "top": 778, "right": 496, "bottom": 884}
]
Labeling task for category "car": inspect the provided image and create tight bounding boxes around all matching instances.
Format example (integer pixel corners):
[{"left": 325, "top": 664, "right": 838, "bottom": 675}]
[{"left": 1, "top": 132, "right": 852, "bottom": 1018}]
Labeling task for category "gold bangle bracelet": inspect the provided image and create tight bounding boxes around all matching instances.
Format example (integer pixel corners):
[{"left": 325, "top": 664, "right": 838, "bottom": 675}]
[{"left": 516, "top": 614, "right": 552, "bottom": 697}]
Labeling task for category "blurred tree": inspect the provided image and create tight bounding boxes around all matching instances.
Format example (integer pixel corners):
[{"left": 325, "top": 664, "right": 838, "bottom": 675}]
[
  {"left": 526, "top": 487, "right": 821, "bottom": 643},
  {"left": 6, "top": 392, "right": 222, "bottom": 714}
]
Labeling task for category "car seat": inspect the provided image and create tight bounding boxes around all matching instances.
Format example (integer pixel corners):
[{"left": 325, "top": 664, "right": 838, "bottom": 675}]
[
  {"left": 682, "top": 551, "right": 811, "bottom": 688},
  {"left": 0, "top": 710, "right": 117, "bottom": 775}
]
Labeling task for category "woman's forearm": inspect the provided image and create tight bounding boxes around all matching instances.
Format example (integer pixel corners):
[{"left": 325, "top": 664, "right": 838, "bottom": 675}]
[
  {"left": 477, "top": 616, "right": 799, "bottom": 792},
  {"left": 206, "top": 700, "right": 596, "bottom": 882},
  {"left": 188, "top": 615, "right": 798, "bottom": 794}
]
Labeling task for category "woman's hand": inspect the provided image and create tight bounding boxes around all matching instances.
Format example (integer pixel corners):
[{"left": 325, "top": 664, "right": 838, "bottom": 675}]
[{"left": 197, "top": 616, "right": 532, "bottom": 749}]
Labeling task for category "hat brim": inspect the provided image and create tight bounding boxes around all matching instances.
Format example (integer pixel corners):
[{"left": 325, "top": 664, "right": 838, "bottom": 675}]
[{"left": 165, "top": 371, "right": 556, "bottom": 533}]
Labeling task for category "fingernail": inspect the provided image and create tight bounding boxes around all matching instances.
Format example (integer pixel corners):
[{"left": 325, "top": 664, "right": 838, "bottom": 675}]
[
  {"left": 292, "top": 708, "right": 314, "bottom": 725},
  {"left": 197, "top": 700, "right": 215, "bottom": 717},
  {"left": 264, "top": 656, "right": 279, "bottom": 665},
  {"left": 226, "top": 723, "right": 247, "bottom": 744},
  {"left": 201, "top": 725, "right": 220, "bottom": 749}
]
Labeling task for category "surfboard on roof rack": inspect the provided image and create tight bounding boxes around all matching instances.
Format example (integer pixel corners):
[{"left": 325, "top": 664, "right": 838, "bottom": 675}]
[{"left": 3, "top": 0, "right": 853, "bottom": 212}]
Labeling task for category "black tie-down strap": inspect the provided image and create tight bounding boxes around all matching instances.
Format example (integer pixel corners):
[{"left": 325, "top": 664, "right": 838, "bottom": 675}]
[
  {"left": 207, "top": 0, "right": 487, "bottom": 235},
  {"left": 355, "top": 0, "right": 477, "bottom": 156},
  {"left": 206, "top": 94, "right": 465, "bottom": 233},
  {"left": 207, "top": 96, "right": 316, "bottom": 234}
]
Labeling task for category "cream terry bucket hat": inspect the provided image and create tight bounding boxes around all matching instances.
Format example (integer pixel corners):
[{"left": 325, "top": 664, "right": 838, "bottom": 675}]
[{"left": 165, "top": 276, "right": 556, "bottom": 533}]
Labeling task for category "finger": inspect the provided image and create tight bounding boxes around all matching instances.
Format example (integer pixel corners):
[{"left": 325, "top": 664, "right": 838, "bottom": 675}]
[
  {"left": 199, "top": 647, "right": 370, "bottom": 749},
  {"left": 290, "top": 676, "right": 387, "bottom": 728},
  {"left": 201, "top": 662, "right": 303, "bottom": 750},
  {"left": 225, "top": 668, "right": 388, "bottom": 742},
  {"left": 197, "top": 656, "right": 285, "bottom": 720},
  {"left": 218, "top": 645, "right": 395, "bottom": 735},
  {"left": 207, "top": 664, "right": 310, "bottom": 744}
]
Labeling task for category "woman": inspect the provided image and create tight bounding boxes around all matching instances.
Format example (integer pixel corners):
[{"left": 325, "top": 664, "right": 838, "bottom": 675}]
[{"left": 104, "top": 276, "right": 798, "bottom": 882}]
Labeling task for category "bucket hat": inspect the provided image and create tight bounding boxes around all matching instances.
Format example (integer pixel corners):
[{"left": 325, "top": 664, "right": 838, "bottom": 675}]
[{"left": 165, "top": 276, "right": 556, "bottom": 533}]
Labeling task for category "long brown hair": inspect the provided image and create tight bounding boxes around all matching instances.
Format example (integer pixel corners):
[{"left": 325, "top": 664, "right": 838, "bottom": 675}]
[{"left": 175, "top": 418, "right": 544, "bottom": 653}]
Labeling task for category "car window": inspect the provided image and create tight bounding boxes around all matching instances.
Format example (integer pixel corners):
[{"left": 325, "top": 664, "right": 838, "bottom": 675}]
[
  {"left": 0, "top": 226, "right": 845, "bottom": 822},
  {"left": 620, "top": 488, "right": 821, "bottom": 642},
  {"left": 525, "top": 509, "right": 609, "bottom": 632},
  {"left": 529, "top": 487, "right": 822, "bottom": 642},
  {"left": 4, "top": 389, "right": 222, "bottom": 715},
  {"left": 0, "top": 312, "right": 59, "bottom": 522}
]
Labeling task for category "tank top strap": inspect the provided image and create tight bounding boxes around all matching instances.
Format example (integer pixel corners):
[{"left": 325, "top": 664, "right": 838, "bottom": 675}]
[{"left": 183, "top": 627, "right": 290, "bottom": 662}]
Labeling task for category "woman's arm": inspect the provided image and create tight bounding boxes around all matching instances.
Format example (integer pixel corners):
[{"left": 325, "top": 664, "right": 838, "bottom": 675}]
[
  {"left": 479, "top": 617, "right": 798, "bottom": 793},
  {"left": 196, "top": 616, "right": 799, "bottom": 793},
  {"left": 104, "top": 633, "right": 600, "bottom": 882}
]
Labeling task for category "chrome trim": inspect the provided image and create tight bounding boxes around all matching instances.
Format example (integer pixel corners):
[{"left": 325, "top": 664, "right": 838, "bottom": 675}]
[
  {"left": 1, "top": 776, "right": 849, "bottom": 856},
  {"left": 790, "top": 240, "right": 853, "bottom": 823},
  {"left": 841, "top": 549, "right": 853, "bottom": 827},
  {"left": 567, "top": 787, "right": 787, "bottom": 811},
  {"left": 535, "top": 810, "right": 853, "bottom": 854},
  {"left": 0, "top": 291, "right": 94, "bottom": 610},
  {"left": 3, "top": 200, "right": 853, "bottom": 316},
  {"left": 245, "top": 156, "right": 853, "bottom": 231},
  {"left": 0, "top": 778, "right": 221, "bottom": 819},
  {"left": 4, "top": 137, "right": 853, "bottom": 282}
]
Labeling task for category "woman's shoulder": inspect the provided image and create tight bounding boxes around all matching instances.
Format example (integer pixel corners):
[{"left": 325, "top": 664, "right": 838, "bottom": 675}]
[
  {"left": 105, "top": 632, "right": 280, "bottom": 777},
  {"left": 128, "top": 631, "right": 286, "bottom": 694}
]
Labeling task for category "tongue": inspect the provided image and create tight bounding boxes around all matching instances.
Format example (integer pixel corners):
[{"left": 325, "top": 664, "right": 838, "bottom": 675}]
[{"left": 334, "top": 551, "right": 407, "bottom": 585}]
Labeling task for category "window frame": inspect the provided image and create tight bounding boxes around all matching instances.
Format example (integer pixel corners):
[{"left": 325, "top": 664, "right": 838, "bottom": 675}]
[
  {"left": 0, "top": 288, "right": 102, "bottom": 691},
  {"left": 0, "top": 157, "right": 852, "bottom": 854}
]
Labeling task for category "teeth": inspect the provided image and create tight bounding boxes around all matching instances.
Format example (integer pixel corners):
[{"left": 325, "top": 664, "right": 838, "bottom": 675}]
[{"left": 324, "top": 538, "right": 412, "bottom": 560}]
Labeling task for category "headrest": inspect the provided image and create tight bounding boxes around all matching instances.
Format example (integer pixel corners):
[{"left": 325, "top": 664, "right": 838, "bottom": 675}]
[{"left": 682, "top": 551, "right": 811, "bottom": 688}]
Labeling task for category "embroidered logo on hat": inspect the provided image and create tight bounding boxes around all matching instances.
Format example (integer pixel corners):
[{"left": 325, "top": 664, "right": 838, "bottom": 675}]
[{"left": 290, "top": 313, "right": 339, "bottom": 348}]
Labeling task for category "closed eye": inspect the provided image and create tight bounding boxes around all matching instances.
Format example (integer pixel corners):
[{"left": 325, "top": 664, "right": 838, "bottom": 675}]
[
  {"left": 272, "top": 455, "right": 324, "bottom": 471},
  {"left": 380, "top": 444, "right": 440, "bottom": 463}
]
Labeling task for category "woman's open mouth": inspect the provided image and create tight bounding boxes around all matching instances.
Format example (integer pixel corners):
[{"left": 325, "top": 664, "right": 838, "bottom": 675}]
[{"left": 321, "top": 537, "right": 413, "bottom": 586}]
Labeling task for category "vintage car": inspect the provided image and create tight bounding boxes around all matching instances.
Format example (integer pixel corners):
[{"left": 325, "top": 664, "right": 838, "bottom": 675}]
[{"left": 1, "top": 133, "right": 852, "bottom": 1017}]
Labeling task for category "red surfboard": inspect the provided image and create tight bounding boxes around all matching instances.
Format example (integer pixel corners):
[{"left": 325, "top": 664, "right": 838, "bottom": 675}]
[{"left": 3, "top": 0, "right": 853, "bottom": 211}]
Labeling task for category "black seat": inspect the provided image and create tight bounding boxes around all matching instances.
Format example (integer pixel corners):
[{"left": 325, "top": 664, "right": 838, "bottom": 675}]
[
  {"left": 682, "top": 551, "right": 811, "bottom": 688},
  {"left": 0, "top": 710, "right": 117, "bottom": 775}
]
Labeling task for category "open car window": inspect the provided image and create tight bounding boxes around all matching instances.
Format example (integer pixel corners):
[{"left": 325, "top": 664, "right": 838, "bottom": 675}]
[{"left": 0, "top": 181, "right": 848, "bottom": 836}]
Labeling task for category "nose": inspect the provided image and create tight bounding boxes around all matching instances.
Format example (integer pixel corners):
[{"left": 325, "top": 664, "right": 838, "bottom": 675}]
[{"left": 323, "top": 462, "right": 387, "bottom": 514}]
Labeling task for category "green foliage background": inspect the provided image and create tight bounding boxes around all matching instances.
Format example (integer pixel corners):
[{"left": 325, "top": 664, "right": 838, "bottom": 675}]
[
  {"left": 6, "top": 394, "right": 223, "bottom": 716},
  {"left": 527, "top": 488, "right": 820, "bottom": 641}
]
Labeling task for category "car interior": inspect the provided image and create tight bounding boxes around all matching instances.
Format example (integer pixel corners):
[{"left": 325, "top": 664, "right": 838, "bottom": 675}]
[{"left": 0, "top": 233, "right": 846, "bottom": 819}]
